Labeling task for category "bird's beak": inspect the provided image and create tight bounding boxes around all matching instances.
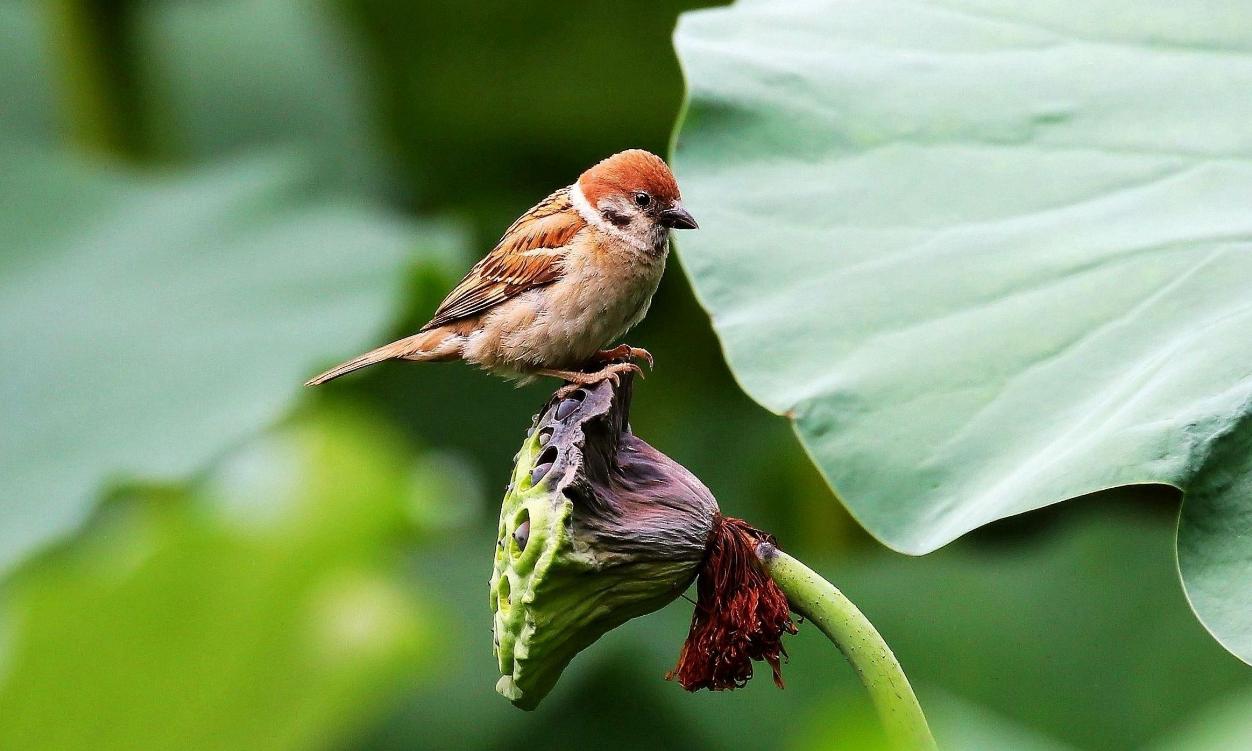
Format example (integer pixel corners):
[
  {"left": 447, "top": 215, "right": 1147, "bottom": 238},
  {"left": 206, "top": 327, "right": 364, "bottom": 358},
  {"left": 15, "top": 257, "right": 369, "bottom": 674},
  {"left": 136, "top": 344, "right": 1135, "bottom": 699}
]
[{"left": 660, "top": 205, "right": 699, "bottom": 230}]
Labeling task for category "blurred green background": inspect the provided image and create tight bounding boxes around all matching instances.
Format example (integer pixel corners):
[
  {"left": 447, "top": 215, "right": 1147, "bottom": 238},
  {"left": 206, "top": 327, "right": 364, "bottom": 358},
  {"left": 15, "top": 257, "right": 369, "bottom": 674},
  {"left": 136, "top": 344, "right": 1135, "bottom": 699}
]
[{"left": 1, "top": 1, "right": 1249, "bottom": 749}]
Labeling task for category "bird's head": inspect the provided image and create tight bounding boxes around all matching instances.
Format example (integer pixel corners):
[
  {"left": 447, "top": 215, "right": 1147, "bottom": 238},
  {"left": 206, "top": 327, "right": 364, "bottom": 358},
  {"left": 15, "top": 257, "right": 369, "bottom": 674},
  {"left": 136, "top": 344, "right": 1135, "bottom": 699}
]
[{"left": 575, "top": 150, "right": 698, "bottom": 248}]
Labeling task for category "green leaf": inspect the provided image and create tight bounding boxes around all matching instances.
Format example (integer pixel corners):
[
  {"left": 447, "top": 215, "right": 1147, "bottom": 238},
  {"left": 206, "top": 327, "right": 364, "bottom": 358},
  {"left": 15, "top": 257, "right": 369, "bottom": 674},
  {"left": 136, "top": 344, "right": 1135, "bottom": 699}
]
[
  {"left": 0, "top": 410, "right": 437, "bottom": 751},
  {"left": 0, "top": 143, "right": 460, "bottom": 576},
  {"left": 1146, "top": 688, "right": 1252, "bottom": 751},
  {"left": 673, "top": 0, "right": 1252, "bottom": 660}
]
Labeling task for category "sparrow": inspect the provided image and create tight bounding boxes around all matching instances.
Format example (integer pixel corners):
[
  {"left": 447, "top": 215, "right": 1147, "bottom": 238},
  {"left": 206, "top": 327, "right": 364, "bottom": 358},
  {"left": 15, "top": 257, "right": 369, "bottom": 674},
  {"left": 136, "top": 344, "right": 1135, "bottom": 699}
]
[{"left": 305, "top": 149, "right": 698, "bottom": 390}]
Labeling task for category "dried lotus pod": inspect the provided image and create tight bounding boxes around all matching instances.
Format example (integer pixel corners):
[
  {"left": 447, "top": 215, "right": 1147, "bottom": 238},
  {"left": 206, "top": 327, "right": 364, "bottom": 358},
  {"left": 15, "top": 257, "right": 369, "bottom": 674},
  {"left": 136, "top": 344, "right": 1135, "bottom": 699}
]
[
  {"left": 488, "top": 377, "right": 934, "bottom": 749},
  {"left": 489, "top": 374, "right": 794, "bottom": 710},
  {"left": 490, "top": 374, "right": 717, "bottom": 709}
]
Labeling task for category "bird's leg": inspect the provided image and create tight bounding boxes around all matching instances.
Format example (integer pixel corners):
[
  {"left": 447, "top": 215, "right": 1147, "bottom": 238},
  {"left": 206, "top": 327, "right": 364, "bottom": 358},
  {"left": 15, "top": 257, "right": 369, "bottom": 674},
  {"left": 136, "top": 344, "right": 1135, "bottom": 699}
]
[
  {"left": 593, "top": 344, "right": 654, "bottom": 370},
  {"left": 539, "top": 362, "right": 645, "bottom": 399}
]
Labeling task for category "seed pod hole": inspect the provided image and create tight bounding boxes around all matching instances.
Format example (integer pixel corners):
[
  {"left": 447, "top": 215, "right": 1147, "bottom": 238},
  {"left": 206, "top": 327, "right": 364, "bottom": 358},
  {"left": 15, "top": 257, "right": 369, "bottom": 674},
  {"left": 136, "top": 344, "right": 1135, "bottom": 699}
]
[
  {"left": 498, "top": 573, "right": 511, "bottom": 611},
  {"left": 536, "top": 427, "right": 553, "bottom": 447},
  {"left": 512, "top": 511, "right": 531, "bottom": 555},
  {"left": 553, "top": 391, "right": 585, "bottom": 420},
  {"left": 531, "top": 446, "right": 558, "bottom": 485}
]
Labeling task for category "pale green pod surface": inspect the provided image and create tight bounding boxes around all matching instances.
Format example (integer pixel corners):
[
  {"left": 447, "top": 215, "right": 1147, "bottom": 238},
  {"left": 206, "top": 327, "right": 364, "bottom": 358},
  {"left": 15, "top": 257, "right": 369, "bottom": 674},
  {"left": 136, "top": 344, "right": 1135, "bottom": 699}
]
[{"left": 490, "top": 376, "right": 718, "bottom": 710}]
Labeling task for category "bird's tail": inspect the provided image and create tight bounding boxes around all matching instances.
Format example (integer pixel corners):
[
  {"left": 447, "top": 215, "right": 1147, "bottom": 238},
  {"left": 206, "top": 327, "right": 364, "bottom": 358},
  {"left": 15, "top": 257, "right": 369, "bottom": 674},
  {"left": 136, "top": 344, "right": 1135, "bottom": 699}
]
[{"left": 305, "top": 328, "right": 457, "bottom": 386}]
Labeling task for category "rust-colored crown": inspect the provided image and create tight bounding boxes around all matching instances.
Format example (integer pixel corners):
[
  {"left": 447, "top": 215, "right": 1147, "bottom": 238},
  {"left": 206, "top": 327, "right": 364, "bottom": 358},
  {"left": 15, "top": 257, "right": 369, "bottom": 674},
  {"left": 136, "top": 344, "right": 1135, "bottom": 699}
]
[{"left": 577, "top": 149, "right": 681, "bottom": 206}]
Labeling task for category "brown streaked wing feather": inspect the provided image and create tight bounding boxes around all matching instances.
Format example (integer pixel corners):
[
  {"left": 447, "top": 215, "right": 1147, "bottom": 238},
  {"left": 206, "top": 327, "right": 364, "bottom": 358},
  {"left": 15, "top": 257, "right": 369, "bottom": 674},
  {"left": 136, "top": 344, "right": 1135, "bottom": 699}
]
[{"left": 421, "top": 189, "right": 584, "bottom": 330}]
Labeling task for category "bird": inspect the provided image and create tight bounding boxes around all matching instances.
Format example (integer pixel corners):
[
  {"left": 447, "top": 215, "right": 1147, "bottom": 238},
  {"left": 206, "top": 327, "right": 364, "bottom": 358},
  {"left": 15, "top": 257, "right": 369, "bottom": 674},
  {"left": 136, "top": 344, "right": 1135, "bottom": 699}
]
[{"left": 305, "top": 149, "right": 698, "bottom": 390}]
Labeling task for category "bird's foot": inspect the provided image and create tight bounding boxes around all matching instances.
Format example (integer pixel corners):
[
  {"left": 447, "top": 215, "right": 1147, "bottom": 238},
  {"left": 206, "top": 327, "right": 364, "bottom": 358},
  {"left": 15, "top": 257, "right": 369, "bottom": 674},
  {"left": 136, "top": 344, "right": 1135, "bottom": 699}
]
[
  {"left": 593, "top": 344, "right": 654, "bottom": 370},
  {"left": 539, "top": 362, "right": 644, "bottom": 400}
]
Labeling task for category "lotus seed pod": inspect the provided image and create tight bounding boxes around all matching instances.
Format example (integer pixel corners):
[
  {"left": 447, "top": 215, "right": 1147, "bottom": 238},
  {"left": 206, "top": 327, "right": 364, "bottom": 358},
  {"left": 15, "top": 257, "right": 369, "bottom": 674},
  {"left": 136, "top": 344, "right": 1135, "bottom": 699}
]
[{"left": 490, "top": 375, "right": 718, "bottom": 710}]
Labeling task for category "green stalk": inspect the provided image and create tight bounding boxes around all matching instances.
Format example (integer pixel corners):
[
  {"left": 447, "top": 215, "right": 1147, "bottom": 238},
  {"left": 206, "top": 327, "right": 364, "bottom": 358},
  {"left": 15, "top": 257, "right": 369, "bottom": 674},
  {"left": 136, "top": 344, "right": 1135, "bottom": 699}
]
[
  {"left": 46, "top": 0, "right": 147, "bottom": 159},
  {"left": 756, "top": 543, "right": 937, "bottom": 751}
]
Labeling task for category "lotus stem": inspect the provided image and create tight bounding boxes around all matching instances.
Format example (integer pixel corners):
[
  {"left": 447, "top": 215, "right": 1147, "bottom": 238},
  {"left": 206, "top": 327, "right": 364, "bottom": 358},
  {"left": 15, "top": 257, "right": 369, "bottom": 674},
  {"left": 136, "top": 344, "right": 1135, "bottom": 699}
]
[
  {"left": 46, "top": 0, "right": 148, "bottom": 158},
  {"left": 756, "top": 543, "right": 937, "bottom": 751}
]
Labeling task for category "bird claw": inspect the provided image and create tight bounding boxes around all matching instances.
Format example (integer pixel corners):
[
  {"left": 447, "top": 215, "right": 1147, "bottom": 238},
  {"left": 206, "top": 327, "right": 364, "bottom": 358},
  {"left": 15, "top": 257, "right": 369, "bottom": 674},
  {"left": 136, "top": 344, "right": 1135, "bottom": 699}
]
[
  {"left": 544, "top": 361, "right": 644, "bottom": 400},
  {"left": 602, "top": 361, "right": 644, "bottom": 386},
  {"left": 594, "top": 345, "right": 654, "bottom": 370},
  {"left": 553, "top": 382, "right": 584, "bottom": 400},
  {"left": 551, "top": 362, "right": 642, "bottom": 399},
  {"left": 632, "top": 348, "right": 655, "bottom": 370}
]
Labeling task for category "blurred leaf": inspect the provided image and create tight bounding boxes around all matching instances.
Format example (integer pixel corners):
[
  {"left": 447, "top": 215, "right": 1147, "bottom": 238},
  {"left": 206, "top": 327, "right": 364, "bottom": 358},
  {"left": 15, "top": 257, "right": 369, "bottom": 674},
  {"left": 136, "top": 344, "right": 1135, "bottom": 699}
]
[
  {"left": 923, "top": 694, "right": 1075, "bottom": 751},
  {"left": 673, "top": 0, "right": 1252, "bottom": 660},
  {"left": 0, "top": 1, "right": 57, "bottom": 141},
  {"left": 0, "top": 410, "right": 437, "bottom": 751},
  {"left": 0, "top": 142, "right": 462, "bottom": 576},
  {"left": 339, "top": 0, "right": 719, "bottom": 212},
  {"left": 137, "top": 0, "right": 388, "bottom": 189},
  {"left": 5, "top": 0, "right": 385, "bottom": 187},
  {"left": 1146, "top": 688, "right": 1252, "bottom": 751},
  {"left": 796, "top": 691, "right": 1076, "bottom": 751}
]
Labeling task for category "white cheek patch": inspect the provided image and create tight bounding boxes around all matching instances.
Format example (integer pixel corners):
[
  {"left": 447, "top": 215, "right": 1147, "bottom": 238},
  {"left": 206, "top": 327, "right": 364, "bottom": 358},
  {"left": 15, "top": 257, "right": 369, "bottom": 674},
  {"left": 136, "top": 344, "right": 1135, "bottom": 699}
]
[{"left": 569, "top": 183, "right": 650, "bottom": 252}]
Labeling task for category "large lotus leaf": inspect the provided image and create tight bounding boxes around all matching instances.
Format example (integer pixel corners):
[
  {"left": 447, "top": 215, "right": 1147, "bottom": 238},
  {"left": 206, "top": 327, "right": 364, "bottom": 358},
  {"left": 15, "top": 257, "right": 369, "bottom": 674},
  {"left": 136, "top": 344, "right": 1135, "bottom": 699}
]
[
  {"left": 672, "top": 0, "right": 1252, "bottom": 661},
  {"left": 0, "top": 143, "right": 461, "bottom": 576}
]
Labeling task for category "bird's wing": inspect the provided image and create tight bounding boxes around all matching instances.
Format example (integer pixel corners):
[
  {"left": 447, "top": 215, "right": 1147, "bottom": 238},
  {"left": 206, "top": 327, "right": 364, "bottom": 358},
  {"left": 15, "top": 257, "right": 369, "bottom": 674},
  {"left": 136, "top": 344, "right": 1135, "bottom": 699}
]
[{"left": 421, "top": 188, "right": 585, "bottom": 330}]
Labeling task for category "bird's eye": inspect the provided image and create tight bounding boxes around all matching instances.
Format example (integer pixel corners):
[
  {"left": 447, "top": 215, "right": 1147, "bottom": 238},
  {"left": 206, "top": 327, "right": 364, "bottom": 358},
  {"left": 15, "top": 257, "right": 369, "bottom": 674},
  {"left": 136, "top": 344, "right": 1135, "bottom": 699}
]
[{"left": 633, "top": 192, "right": 651, "bottom": 208}]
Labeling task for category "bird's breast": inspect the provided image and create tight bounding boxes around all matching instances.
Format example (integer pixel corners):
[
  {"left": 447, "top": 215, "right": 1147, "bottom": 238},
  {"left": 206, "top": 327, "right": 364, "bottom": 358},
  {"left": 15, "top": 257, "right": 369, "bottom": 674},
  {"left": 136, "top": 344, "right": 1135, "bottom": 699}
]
[
  {"left": 468, "top": 233, "right": 667, "bottom": 374},
  {"left": 548, "top": 237, "right": 665, "bottom": 353}
]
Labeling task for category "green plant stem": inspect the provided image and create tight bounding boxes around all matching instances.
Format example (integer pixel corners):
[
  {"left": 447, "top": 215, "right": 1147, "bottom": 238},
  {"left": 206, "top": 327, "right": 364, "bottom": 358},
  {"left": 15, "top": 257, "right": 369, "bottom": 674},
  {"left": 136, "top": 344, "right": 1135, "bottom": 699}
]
[
  {"left": 756, "top": 543, "right": 937, "bottom": 751},
  {"left": 46, "top": 0, "right": 147, "bottom": 159}
]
